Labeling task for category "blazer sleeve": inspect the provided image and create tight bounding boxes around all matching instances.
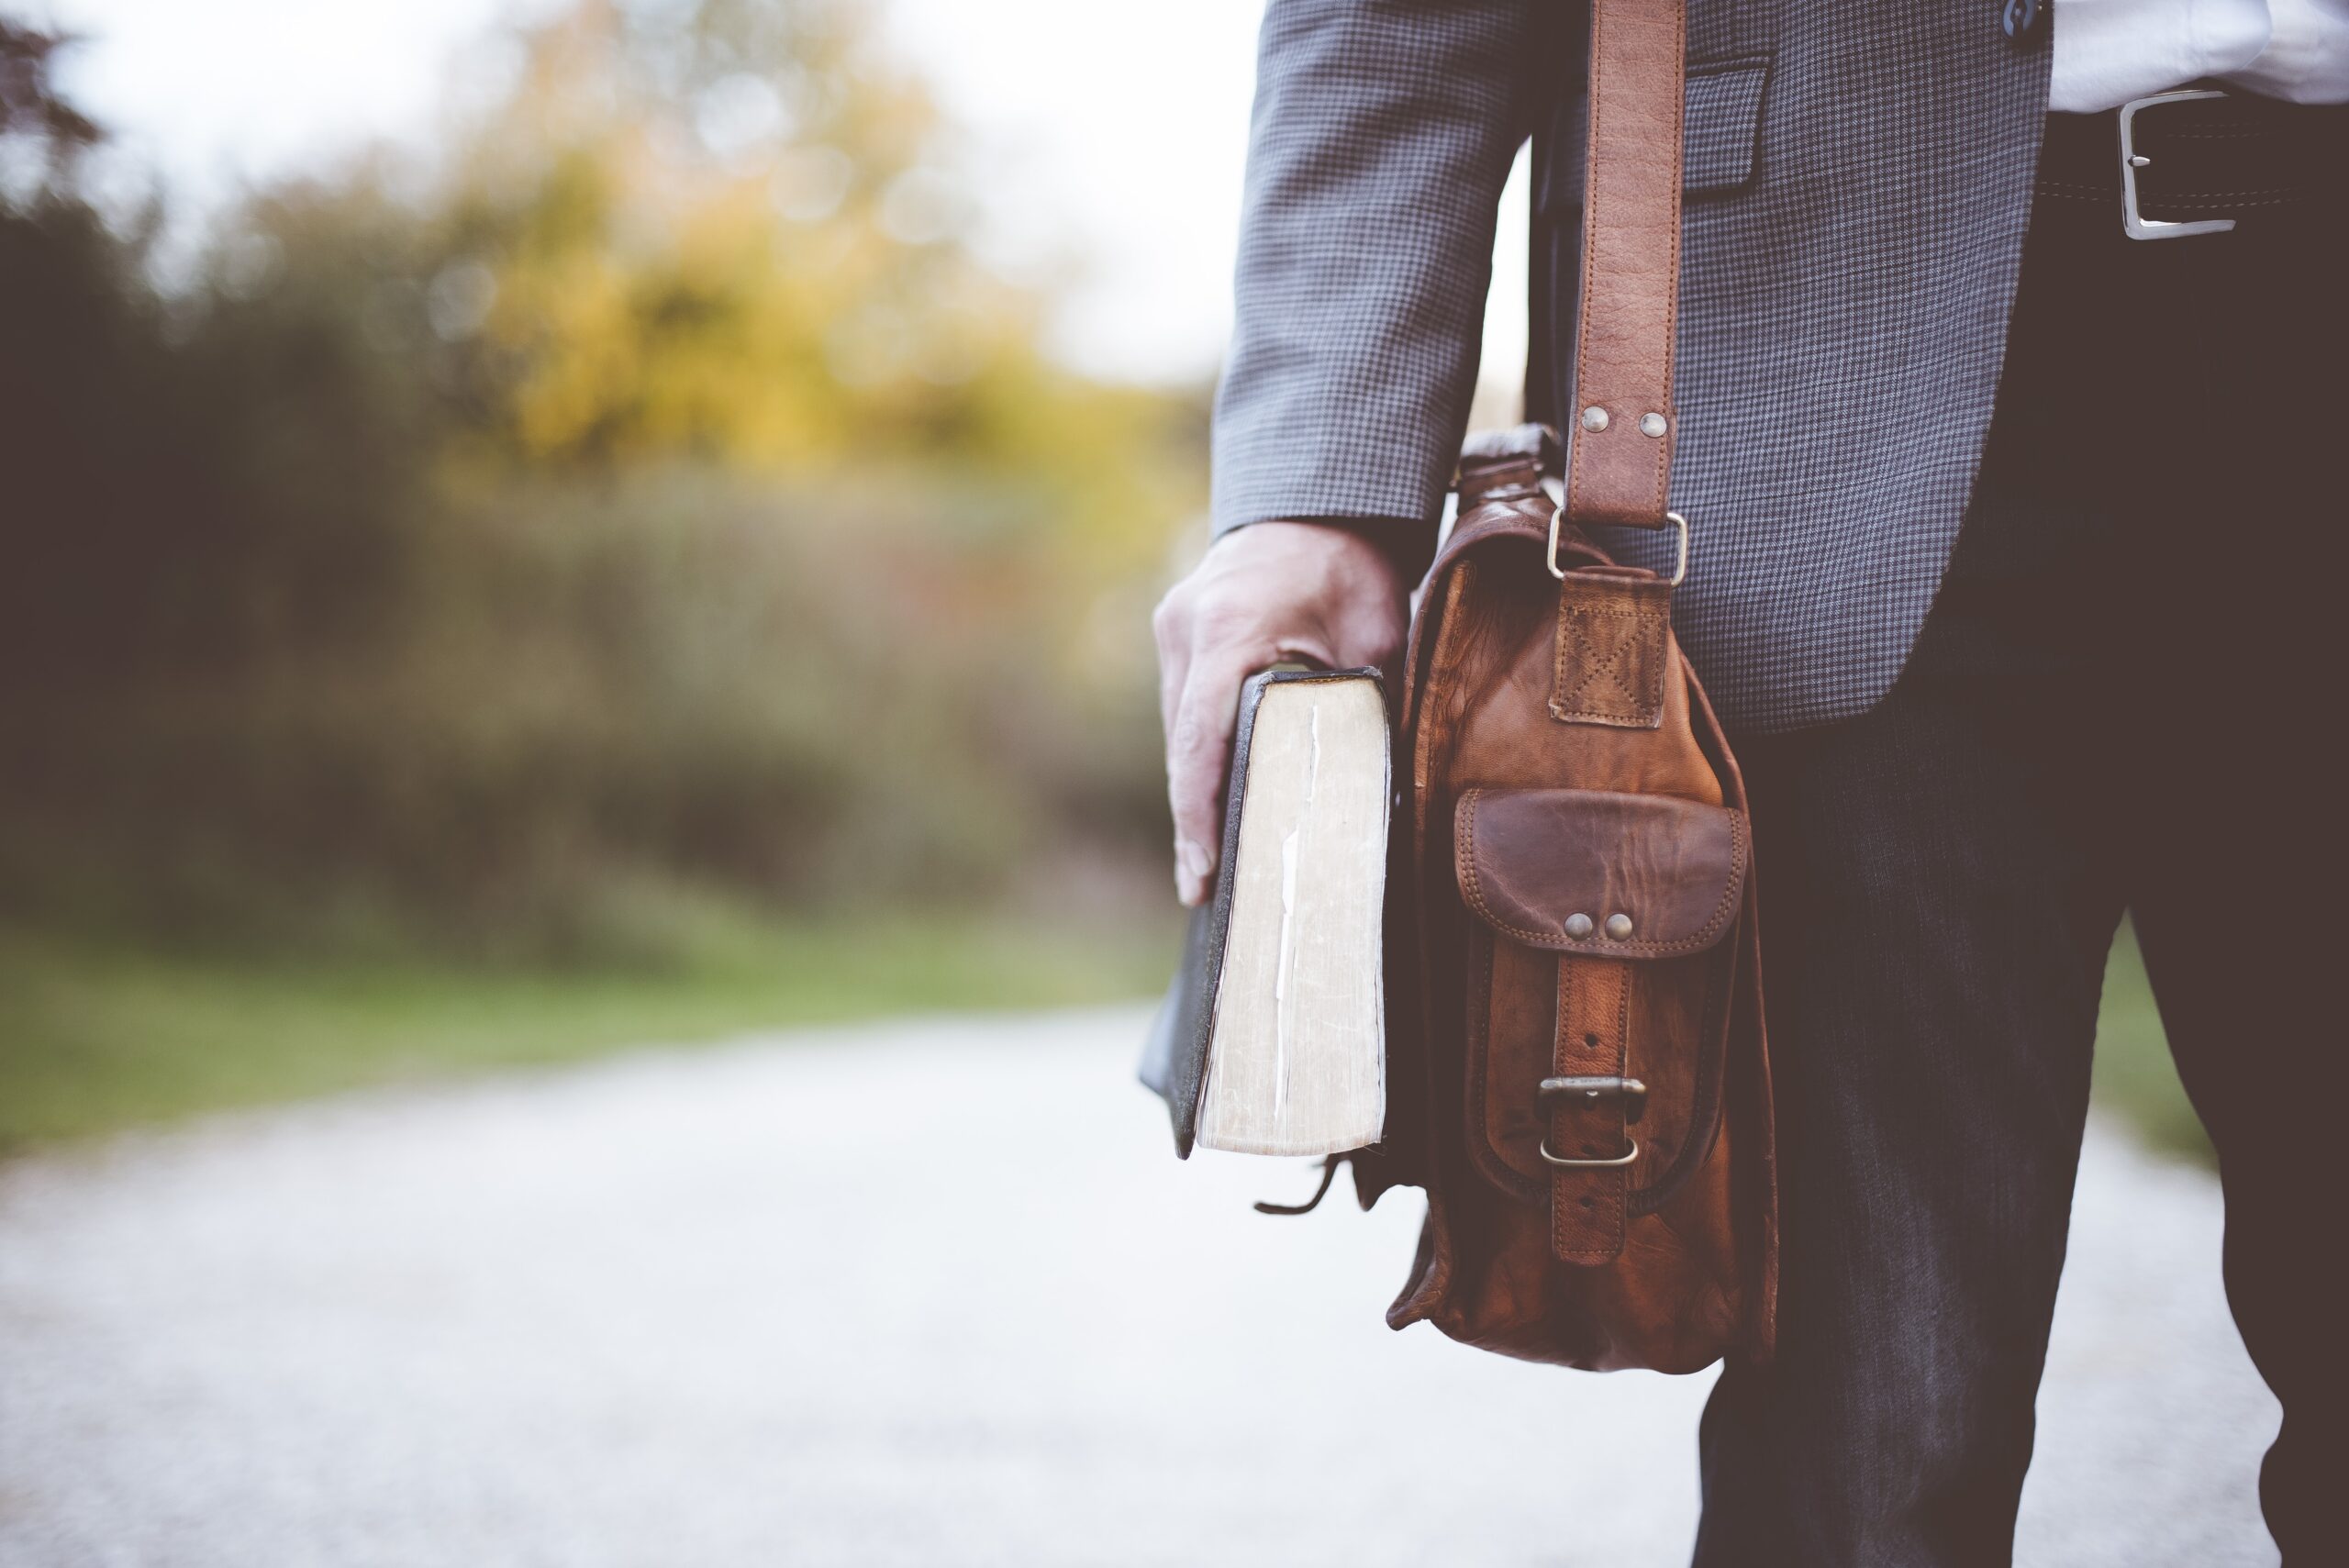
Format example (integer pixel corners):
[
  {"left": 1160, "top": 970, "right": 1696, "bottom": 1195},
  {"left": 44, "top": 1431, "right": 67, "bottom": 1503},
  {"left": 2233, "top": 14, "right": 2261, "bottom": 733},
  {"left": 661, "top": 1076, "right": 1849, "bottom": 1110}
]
[{"left": 1210, "top": 0, "right": 1542, "bottom": 564}]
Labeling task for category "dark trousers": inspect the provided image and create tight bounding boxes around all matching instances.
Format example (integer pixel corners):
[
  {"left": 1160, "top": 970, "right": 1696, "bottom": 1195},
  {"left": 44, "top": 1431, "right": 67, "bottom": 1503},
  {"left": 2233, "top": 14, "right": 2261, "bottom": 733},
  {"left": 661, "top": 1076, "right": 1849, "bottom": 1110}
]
[{"left": 1689, "top": 126, "right": 2345, "bottom": 1566}]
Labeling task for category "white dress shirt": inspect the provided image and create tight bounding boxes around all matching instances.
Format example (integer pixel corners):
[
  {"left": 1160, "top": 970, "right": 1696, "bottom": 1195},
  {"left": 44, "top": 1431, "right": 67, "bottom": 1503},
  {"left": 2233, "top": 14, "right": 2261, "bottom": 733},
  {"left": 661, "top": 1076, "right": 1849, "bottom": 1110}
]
[{"left": 2052, "top": 0, "right": 2349, "bottom": 109}]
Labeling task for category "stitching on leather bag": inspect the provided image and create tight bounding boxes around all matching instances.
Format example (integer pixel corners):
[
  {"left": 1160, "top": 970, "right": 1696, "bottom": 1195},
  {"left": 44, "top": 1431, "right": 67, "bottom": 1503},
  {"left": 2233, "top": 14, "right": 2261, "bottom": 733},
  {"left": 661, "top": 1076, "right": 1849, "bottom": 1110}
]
[
  {"left": 1551, "top": 599, "right": 1667, "bottom": 725},
  {"left": 1652, "top": 0, "right": 1683, "bottom": 518},
  {"left": 1457, "top": 791, "right": 1748, "bottom": 956},
  {"left": 1566, "top": 0, "right": 1608, "bottom": 517}
]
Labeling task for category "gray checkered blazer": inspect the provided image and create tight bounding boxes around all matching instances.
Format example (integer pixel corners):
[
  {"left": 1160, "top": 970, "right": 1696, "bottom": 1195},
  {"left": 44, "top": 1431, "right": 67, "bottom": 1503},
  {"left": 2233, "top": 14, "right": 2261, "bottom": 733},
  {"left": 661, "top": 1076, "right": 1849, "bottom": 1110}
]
[{"left": 1210, "top": 0, "right": 2054, "bottom": 733}]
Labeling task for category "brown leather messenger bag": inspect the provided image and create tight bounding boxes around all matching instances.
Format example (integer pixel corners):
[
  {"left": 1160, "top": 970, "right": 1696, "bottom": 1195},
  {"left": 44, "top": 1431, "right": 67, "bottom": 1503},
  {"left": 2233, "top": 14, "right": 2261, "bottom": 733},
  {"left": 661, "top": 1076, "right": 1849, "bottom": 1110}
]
[{"left": 1342, "top": 0, "right": 1779, "bottom": 1372}]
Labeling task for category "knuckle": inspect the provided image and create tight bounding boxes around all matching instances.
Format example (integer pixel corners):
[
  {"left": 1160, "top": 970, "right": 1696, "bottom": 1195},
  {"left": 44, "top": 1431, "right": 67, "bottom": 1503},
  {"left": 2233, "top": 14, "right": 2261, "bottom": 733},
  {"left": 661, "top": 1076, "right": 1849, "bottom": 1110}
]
[
  {"left": 1157, "top": 572, "right": 1206, "bottom": 615},
  {"left": 1168, "top": 716, "right": 1228, "bottom": 773}
]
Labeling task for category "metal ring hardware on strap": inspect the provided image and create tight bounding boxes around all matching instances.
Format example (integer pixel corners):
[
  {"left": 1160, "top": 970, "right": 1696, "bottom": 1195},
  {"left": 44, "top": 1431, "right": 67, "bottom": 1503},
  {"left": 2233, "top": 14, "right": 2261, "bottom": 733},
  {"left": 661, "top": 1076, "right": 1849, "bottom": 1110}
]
[{"left": 1547, "top": 506, "right": 1689, "bottom": 585}]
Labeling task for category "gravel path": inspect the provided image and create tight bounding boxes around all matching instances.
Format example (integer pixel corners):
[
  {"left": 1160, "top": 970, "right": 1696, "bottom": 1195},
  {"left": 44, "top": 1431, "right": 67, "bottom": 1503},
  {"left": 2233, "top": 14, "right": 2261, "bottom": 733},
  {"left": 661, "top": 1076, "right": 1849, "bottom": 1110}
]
[{"left": 0, "top": 1007, "right": 2280, "bottom": 1566}]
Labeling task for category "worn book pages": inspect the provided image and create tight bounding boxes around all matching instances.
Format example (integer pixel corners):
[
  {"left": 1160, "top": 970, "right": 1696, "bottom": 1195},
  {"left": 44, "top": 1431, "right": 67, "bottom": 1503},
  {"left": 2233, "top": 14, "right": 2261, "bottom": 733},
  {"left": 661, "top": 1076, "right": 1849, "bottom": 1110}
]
[{"left": 1195, "top": 673, "right": 1387, "bottom": 1155}]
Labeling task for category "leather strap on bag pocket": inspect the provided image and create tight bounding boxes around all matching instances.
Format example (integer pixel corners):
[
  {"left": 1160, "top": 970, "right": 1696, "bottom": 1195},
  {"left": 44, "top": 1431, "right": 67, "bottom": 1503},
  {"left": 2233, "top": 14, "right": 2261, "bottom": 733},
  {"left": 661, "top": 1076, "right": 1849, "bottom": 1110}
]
[
  {"left": 1552, "top": 572, "right": 1672, "bottom": 728},
  {"left": 1454, "top": 787, "right": 1748, "bottom": 1262}
]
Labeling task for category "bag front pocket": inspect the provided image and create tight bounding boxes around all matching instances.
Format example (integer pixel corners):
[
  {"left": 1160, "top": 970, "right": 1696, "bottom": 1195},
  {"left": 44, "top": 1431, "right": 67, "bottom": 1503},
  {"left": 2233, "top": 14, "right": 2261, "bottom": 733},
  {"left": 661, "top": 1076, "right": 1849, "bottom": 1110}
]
[{"left": 1453, "top": 788, "right": 1748, "bottom": 1251}]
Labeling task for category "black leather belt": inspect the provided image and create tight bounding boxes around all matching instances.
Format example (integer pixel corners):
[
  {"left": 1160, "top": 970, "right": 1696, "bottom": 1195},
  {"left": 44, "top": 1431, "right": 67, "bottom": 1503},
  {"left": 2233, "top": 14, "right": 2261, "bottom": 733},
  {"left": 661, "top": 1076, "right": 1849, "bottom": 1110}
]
[{"left": 2039, "top": 87, "right": 2349, "bottom": 239}]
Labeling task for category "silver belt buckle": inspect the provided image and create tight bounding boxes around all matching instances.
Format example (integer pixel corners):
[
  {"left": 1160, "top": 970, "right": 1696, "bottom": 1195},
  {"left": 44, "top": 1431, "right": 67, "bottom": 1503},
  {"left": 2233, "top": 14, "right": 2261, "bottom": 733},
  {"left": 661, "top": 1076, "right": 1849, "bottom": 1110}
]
[{"left": 2120, "top": 88, "right": 2237, "bottom": 240}]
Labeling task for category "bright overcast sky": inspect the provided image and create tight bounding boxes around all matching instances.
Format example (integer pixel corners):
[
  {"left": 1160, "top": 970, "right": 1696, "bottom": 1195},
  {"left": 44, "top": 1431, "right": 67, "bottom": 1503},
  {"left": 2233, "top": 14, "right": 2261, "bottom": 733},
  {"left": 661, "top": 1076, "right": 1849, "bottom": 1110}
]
[{"left": 35, "top": 0, "right": 1526, "bottom": 390}]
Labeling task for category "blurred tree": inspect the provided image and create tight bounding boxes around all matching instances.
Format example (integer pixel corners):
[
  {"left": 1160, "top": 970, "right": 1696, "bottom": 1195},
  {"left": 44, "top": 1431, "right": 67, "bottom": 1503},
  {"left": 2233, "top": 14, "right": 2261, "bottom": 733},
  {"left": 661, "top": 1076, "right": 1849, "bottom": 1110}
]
[
  {"left": 3, "top": 17, "right": 430, "bottom": 689},
  {"left": 0, "top": 2, "right": 1197, "bottom": 953},
  {"left": 0, "top": 18, "right": 97, "bottom": 168}
]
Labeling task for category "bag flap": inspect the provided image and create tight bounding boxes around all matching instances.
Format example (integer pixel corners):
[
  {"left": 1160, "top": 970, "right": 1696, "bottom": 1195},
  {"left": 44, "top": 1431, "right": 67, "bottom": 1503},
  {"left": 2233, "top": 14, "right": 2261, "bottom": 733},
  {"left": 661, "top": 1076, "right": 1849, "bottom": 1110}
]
[{"left": 1454, "top": 788, "right": 1747, "bottom": 958}]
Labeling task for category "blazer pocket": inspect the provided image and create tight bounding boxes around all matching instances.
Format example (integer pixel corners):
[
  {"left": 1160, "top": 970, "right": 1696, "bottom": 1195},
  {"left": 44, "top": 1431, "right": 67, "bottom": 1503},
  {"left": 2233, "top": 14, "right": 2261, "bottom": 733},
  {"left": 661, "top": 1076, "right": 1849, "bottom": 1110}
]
[{"left": 1538, "top": 58, "right": 1772, "bottom": 217}]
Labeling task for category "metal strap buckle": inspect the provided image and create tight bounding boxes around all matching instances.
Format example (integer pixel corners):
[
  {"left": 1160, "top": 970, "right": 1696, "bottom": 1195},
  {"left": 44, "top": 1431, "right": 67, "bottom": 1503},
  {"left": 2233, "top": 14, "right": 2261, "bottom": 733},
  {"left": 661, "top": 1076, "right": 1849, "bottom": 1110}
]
[
  {"left": 1537, "top": 1075, "right": 1647, "bottom": 1167},
  {"left": 2120, "top": 89, "right": 2238, "bottom": 240}
]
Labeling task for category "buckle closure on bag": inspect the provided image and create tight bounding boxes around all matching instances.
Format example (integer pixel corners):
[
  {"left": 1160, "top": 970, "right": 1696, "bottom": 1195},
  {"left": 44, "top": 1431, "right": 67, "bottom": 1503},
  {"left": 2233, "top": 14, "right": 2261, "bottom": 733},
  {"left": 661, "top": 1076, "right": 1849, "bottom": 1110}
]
[
  {"left": 1539, "top": 1075, "right": 1645, "bottom": 1166},
  {"left": 2120, "top": 89, "right": 2239, "bottom": 240}
]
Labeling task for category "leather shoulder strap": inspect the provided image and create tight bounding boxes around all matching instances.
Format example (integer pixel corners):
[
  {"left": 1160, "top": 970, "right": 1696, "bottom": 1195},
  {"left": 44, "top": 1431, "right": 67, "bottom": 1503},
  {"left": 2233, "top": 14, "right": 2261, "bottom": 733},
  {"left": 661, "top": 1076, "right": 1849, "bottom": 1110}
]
[{"left": 1561, "top": 0, "right": 1685, "bottom": 530}]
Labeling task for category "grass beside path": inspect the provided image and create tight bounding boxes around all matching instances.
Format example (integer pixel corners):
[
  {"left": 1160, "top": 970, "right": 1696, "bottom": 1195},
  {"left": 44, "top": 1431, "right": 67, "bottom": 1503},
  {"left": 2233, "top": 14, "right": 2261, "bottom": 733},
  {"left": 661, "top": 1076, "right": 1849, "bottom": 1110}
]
[
  {"left": 0, "top": 915, "right": 2206, "bottom": 1164},
  {"left": 2091, "top": 923, "right": 2210, "bottom": 1164},
  {"left": 0, "top": 915, "right": 1176, "bottom": 1154}
]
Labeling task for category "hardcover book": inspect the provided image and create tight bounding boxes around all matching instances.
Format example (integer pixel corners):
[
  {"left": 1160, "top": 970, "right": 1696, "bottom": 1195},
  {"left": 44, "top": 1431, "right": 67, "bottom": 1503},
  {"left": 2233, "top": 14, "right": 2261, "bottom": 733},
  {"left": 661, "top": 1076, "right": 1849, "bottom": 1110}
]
[{"left": 1140, "top": 667, "right": 1389, "bottom": 1158}]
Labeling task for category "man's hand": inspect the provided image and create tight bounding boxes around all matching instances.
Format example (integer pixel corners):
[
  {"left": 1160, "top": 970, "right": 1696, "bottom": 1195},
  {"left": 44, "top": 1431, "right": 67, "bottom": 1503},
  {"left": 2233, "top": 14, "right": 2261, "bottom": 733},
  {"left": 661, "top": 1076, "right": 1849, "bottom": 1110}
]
[{"left": 1152, "top": 520, "right": 1411, "bottom": 906}]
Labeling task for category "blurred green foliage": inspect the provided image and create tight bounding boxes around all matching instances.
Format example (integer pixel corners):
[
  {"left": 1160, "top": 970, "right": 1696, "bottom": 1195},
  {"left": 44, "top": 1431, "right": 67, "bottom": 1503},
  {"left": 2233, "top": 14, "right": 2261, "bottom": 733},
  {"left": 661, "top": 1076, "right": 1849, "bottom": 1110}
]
[
  {"left": 0, "top": 914, "right": 1178, "bottom": 1151},
  {"left": 2, "top": 1, "right": 1197, "bottom": 961},
  {"left": 2092, "top": 922, "right": 2210, "bottom": 1165}
]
